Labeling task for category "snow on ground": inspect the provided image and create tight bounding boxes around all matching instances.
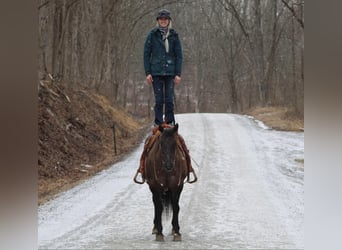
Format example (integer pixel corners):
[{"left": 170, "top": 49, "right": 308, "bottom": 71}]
[{"left": 38, "top": 113, "right": 304, "bottom": 249}]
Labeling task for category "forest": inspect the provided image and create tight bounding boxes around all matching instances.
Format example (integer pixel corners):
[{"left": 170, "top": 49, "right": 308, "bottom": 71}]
[{"left": 38, "top": 0, "right": 304, "bottom": 118}]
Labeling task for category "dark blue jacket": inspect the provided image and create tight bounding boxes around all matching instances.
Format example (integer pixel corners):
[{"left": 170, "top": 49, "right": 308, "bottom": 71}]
[{"left": 143, "top": 27, "right": 182, "bottom": 77}]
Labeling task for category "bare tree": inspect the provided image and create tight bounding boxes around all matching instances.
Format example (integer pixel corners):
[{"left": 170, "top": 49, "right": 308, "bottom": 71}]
[{"left": 38, "top": 0, "right": 304, "bottom": 117}]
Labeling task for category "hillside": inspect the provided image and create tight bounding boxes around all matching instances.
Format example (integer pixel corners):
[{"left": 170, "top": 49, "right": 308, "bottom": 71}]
[{"left": 38, "top": 80, "right": 149, "bottom": 204}]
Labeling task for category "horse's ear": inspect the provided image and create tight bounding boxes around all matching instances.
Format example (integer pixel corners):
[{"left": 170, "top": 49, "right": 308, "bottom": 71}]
[
  {"left": 174, "top": 123, "right": 179, "bottom": 132},
  {"left": 158, "top": 124, "right": 164, "bottom": 133}
]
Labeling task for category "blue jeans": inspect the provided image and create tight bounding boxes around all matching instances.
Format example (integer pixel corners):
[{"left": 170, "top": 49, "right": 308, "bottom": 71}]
[{"left": 152, "top": 76, "right": 175, "bottom": 125}]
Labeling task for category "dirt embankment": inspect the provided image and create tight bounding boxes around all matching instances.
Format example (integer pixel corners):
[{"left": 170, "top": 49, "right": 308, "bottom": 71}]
[{"left": 38, "top": 80, "right": 149, "bottom": 205}]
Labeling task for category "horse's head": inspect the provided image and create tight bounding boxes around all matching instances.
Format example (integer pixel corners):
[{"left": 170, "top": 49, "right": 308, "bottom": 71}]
[{"left": 158, "top": 124, "right": 179, "bottom": 171}]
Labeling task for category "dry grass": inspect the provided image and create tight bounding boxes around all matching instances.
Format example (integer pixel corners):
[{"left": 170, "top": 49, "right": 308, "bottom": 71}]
[{"left": 246, "top": 106, "right": 304, "bottom": 132}]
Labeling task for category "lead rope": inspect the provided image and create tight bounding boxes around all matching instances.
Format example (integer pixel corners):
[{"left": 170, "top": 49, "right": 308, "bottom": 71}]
[{"left": 190, "top": 155, "right": 200, "bottom": 168}]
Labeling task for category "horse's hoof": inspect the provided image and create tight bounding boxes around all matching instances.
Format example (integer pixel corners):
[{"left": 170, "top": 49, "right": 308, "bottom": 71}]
[
  {"left": 152, "top": 227, "right": 158, "bottom": 234},
  {"left": 173, "top": 233, "right": 182, "bottom": 241},
  {"left": 156, "top": 234, "right": 164, "bottom": 241}
]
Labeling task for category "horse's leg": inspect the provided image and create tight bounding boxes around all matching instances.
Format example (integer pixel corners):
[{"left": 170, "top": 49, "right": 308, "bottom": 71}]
[
  {"left": 171, "top": 186, "right": 183, "bottom": 241},
  {"left": 152, "top": 190, "right": 164, "bottom": 241}
]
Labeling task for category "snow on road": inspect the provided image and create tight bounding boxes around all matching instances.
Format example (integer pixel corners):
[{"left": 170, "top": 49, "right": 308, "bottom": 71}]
[{"left": 38, "top": 113, "right": 304, "bottom": 249}]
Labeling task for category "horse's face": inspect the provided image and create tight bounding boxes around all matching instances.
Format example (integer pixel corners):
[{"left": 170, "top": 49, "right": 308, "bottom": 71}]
[{"left": 159, "top": 124, "right": 179, "bottom": 171}]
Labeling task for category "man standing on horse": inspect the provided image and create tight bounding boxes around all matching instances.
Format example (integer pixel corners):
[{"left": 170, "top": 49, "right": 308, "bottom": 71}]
[
  {"left": 134, "top": 9, "right": 195, "bottom": 183},
  {"left": 144, "top": 9, "right": 182, "bottom": 126}
]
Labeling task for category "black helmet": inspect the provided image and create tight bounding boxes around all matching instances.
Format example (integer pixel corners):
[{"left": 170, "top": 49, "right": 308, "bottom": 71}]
[{"left": 156, "top": 9, "right": 171, "bottom": 20}]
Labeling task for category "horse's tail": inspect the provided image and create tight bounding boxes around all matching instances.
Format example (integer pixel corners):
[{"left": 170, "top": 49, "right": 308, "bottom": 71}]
[{"left": 161, "top": 190, "right": 172, "bottom": 219}]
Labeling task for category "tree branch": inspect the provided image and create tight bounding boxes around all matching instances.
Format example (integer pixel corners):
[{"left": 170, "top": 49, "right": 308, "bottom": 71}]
[
  {"left": 38, "top": 1, "right": 49, "bottom": 10},
  {"left": 280, "top": 0, "right": 304, "bottom": 29},
  {"left": 218, "top": 0, "right": 251, "bottom": 43}
]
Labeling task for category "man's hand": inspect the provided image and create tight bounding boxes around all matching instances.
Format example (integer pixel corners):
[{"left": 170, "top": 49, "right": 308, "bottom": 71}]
[
  {"left": 174, "top": 75, "right": 181, "bottom": 85},
  {"left": 146, "top": 74, "right": 153, "bottom": 85}
]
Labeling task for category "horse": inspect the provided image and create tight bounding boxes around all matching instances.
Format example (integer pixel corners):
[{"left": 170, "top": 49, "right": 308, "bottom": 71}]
[{"left": 143, "top": 123, "right": 188, "bottom": 241}]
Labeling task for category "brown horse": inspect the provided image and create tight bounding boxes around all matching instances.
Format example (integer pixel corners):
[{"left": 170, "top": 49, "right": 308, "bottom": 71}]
[{"left": 144, "top": 124, "right": 188, "bottom": 241}]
